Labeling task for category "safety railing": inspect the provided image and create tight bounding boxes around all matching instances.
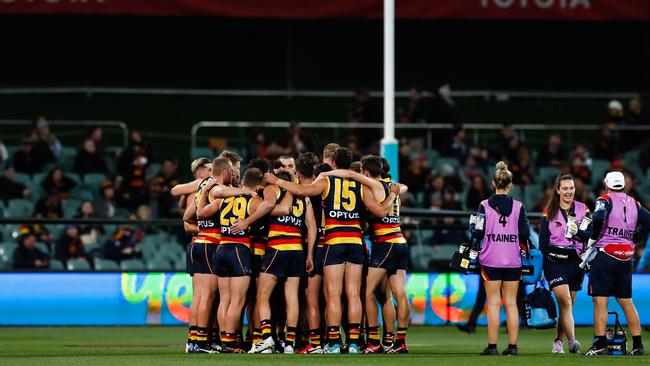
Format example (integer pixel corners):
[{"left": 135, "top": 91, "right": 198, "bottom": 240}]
[{"left": 191, "top": 120, "right": 650, "bottom": 153}]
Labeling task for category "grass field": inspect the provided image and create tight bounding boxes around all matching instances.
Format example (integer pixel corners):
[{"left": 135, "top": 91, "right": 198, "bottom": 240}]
[{"left": 0, "top": 326, "right": 649, "bottom": 366}]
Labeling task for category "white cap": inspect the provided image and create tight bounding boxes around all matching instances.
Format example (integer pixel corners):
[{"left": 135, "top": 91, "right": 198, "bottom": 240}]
[
  {"left": 604, "top": 171, "right": 625, "bottom": 190},
  {"left": 608, "top": 100, "right": 623, "bottom": 111}
]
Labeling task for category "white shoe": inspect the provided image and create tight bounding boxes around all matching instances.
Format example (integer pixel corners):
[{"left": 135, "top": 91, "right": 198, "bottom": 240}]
[
  {"left": 250, "top": 337, "right": 275, "bottom": 354},
  {"left": 552, "top": 339, "right": 565, "bottom": 354},
  {"left": 284, "top": 345, "right": 295, "bottom": 354},
  {"left": 247, "top": 342, "right": 263, "bottom": 354}
]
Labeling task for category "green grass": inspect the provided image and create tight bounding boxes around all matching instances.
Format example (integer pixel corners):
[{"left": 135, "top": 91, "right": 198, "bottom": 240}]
[{"left": 0, "top": 326, "right": 648, "bottom": 366}]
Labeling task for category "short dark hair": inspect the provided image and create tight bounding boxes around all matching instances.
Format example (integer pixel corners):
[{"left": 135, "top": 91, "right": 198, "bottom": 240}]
[
  {"left": 380, "top": 157, "right": 391, "bottom": 179},
  {"left": 314, "top": 163, "right": 332, "bottom": 176},
  {"left": 242, "top": 168, "right": 263, "bottom": 188},
  {"left": 248, "top": 158, "right": 272, "bottom": 174},
  {"left": 276, "top": 171, "right": 292, "bottom": 183},
  {"left": 296, "top": 152, "right": 318, "bottom": 178},
  {"left": 219, "top": 150, "right": 243, "bottom": 164},
  {"left": 360, "top": 155, "right": 382, "bottom": 177},
  {"left": 333, "top": 147, "right": 353, "bottom": 169}
]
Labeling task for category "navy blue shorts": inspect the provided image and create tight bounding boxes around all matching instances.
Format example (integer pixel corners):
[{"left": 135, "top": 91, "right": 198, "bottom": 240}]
[
  {"left": 213, "top": 244, "right": 251, "bottom": 277},
  {"left": 323, "top": 244, "right": 365, "bottom": 266},
  {"left": 261, "top": 248, "right": 305, "bottom": 278},
  {"left": 368, "top": 243, "right": 409, "bottom": 274},
  {"left": 588, "top": 252, "right": 633, "bottom": 299},
  {"left": 543, "top": 256, "right": 584, "bottom": 291},
  {"left": 481, "top": 266, "right": 522, "bottom": 282},
  {"left": 310, "top": 246, "right": 325, "bottom": 277},
  {"left": 251, "top": 254, "right": 264, "bottom": 277},
  {"left": 187, "top": 243, "right": 218, "bottom": 275}
]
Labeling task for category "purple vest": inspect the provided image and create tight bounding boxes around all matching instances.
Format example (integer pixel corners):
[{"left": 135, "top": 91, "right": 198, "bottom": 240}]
[
  {"left": 547, "top": 200, "right": 589, "bottom": 253},
  {"left": 479, "top": 198, "right": 522, "bottom": 269},
  {"left": 597, "top": 192, "right": 638, "bottom": 248}
]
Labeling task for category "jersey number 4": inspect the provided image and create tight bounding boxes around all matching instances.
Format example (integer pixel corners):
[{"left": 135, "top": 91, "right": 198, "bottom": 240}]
[{"left": 499, "top": 215, "right": 508, "bottom": 227}]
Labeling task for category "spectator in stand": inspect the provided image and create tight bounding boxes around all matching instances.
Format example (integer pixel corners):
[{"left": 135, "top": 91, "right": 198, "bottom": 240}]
[
  {"left": 593, "top": 123, "right": 620, "bottom": 161},
  {"left": 536, "top": 134, "right": 567, "bottom": 168},
  {"left": 104, "top": 219, "right": 143, "bottom": 262},
  {"left": 346, "top": 136, "right": 363, "bottom": 161},
  {"left": 85, "top": 126, "right": 104, "bottom": 154},
  {"left": 26, "top": 128, "right": 56, "bottom": 171},
  {"left": 117, "top": 139, "right": 149, "bottom": 209},
  {"left": 33, "top": 190, "right": 63, "bottom": 219},
  {"left": 402, "top": 156, "right": 430, "bottom": 197},
  {"left": 0, "top": 167, "right": 30, "bottom": 204},
  {"left": 41, "top": 167, "right": 75, "bottom": 199},
  {"left": 94, "top": 179, "right": 117, "bottom": 218},
  {"left": 348, "top": 89, "right": 380, "bottom": 123},
  {"left": 0, "top": 139, "right": 8, "bottom": 165},
  {"left": 569, "top": 144, "right": 592, "bottom": 184},
  {"left": 74, "top": 139, "right": 108, "bottom": 176},
  {"left": 444, "top": 128, "right": 468, "bottom": 162},
  {"left": 148, "top": 158, "right": 180, "bottom": 218},
  {"left": 34, "top": 117, "right": 62, "bottom": 157},
  {"left": 430, "top": 188, "right": 466, "bottom": 245},
  {"left": 54, "top": 225, "right": 87, "bottom": 264},
  {"left": 430, "top": 83, "right": 456, "bottom": 124},
  {"left": 73, "top": 201, "right": 104, "bottom": 247},
  {"left": 17, "top": 224, "right": 54, "bottom": 251},
  {"left": 573, "top": 177, "right": 596, "bottom": 209},
  {"left": 12, "top": 138, "right": 38, "bottom": 175},
  {"left": 248, "top": 129, "right": 267, "bottom": 159},
  {"left": 12, "top": 229, "right": 49, "bottom": 270},
  {"left": 286, "top": 121, "right": 314, "bottom": 156},
  {"left": 466, "top": 175, "right": 490, "bottom": 211},
  {"left": 399, "top": 87, "right": 432, "bottom": 123},
  {"left": 625, "top": 97, "right": 649, "bottom": 148},
  {"left": 348, "top": 89, "right": 381, "bottom": 152},
  {"left": 606, "top": 99, "right": 625, "bottom": 124},
  {"left": 424, "top": 173, "right": 446, "bottom": 208},
  {"left": 489, "top": 123, "right": 519, "bottom": 158}
]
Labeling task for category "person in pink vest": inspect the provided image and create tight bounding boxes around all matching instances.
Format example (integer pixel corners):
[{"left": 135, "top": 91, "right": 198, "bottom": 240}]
[
  {"left": 471, "top": 161, "right": 530, "bottom": 356},
  {"left": 584, "top": 171, "right": 650, "bottom": 356},
  {"left": 540, "top": 174, "right": 592, "bottom": 354}
]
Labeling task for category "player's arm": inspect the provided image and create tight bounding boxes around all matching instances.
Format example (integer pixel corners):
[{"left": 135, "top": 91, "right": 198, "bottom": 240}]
[
  {"left": 171, "top": 179, "right": 201, "bottom": 196},
  {"left": 320, "top": 169, "right": 385, "bottom": 198},
  {"left": 178, "top": 194, "right": 187, "bottom": 210},
  {"left": 183, "top": 222, "right": 199, "bottom": 234},
  {"left": 196, "top": 183, "right": 220, "bottom": 219},
  {"left": 304, "top": 197, "right": 317, "bottom": 273},
  {"left": 211, "top": 185, "right": 255, "bottom": 199},
  {"left": 183, "top": 193, "right": 198, "bottom": 224},
  {"left": 230, "top": 185, "right": 277, "bottom": 234},
  {"left": 363, "top": 185, "right": 396, "bottom": 218},
  {"left": 270, "top": 190, "right": 293, "bottom": 217},
  {"left": 267, "top": 172, "right": 326, "bottom": 197}
]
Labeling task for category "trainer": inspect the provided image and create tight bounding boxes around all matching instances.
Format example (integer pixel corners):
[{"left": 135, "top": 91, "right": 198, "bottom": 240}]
[
  {"left": 540, "top": 174, "right": 591, "bottom": 354},
  {"left": 584, "top": 171, "right": 650, "bottom": 356},
  {"left": 472, "top": 161, "right": 529, "bottom": 356}
]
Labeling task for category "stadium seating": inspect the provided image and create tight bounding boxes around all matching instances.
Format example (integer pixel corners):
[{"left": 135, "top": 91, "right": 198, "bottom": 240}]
[
  {"left": 145, "top": 258, "right": 172, "bottom": 271},
  {"left": 120, "top": 259, "right": 146, "bottom": 271},
  {"left": 94, "top": 258, "right": 120, "bottom": 271},
  {"left": 66, "top": 258, "right": 91, "bottom": 271},
  {"left": 538, "top": 166, "right": 560, "bottom": 185},
  {"left": 49, "top": 259, "right": 65, "bottom": 270},
  {"left": 191, "top": 147, "right": 213, "bottom": 160},
  {"left": 58, "top": 147, "right": 77, "bottom": 171},
  {"left": 62, "top": 199, "right": 82, "bottom": 218},
  {"left": 35, "top": 242, "right": 49, "bottom": 255},
  {"left": 6, "top": 199, "right": 33, "bottom": 218},
  {"left": 409, "top": 245, "right": 436, "bottom": 272}
]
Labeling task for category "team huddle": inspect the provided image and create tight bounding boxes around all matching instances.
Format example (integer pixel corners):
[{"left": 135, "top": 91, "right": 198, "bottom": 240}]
[{"left": 173, "top": 144, "right": 409, "bottom": 354}]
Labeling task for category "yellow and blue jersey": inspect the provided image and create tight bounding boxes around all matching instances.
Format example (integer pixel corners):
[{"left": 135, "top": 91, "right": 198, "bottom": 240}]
[
  {"left": 195, "top": 178, "right": 221, "bottom": 244},
  {"left": 219, "top": 194, "right": 254, "bottom": 247},
  {"left": 322, "top": 176, "right": 364, "bottom": 245},
  {"left": 267, "top": 196, "right": 307, "bottom": 251}
]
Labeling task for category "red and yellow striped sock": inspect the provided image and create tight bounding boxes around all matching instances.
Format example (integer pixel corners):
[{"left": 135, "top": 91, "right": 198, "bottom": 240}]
[
  {"left": 261, "top": 319, "right": 272, "bottom": 340},
  {"left": 188, "top": 326, "right": 198, "bottom": 343},
  {"left": 395, "top": 328, "right": 407, "bottom": 346},
  {"left": 383, "top": 331, "right": 394, "bottom": 347},
  {"left": 367, "top": 326, "right": 380, "bottom": 345},
  {"left": 348, "top": 323, "right": 361, "bottom": 345},
  {"left": 327, "top": 326, "right": 341, "bottom": 346},
  {"left": 253, "top": 329, "right": 262, "bottom": 344},
  {"left": 196, "top": 328, "right": 209, "bottom": 347},
  {"left": 286, "top": 326, "right": 297, "bottom": 347},
  {"left": 309, "top": 329, "right": 321, "bottom": 347}
]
